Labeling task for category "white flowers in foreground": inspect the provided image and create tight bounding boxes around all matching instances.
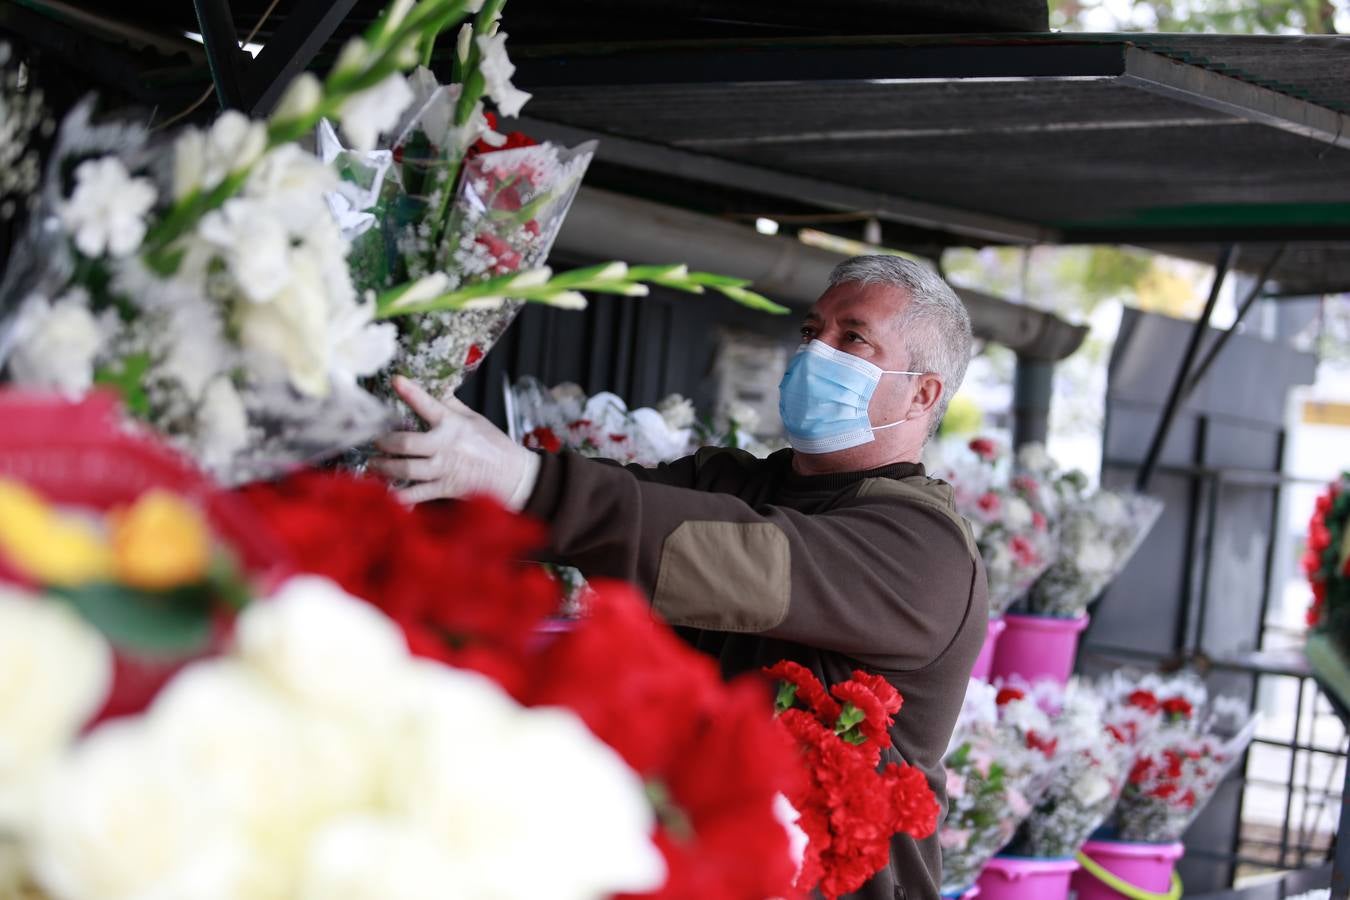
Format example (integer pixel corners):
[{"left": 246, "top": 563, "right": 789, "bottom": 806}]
[
  {"left": 5, "top": 291, "right": 107, "bottom": 395},
  {"left": 57, "top": 158, "right": 157, "bottom": 258},
  {"left": 24, "top": 577, "right": 665, "bottom": 900},
  {"left": 339, "top": 72, "right": 415, "bottom": 153},
  {"left": 0, "top": 585, "right": 111, "bottom": 831}
]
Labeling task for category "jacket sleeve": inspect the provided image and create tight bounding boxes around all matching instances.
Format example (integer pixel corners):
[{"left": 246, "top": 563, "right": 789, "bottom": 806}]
[{"left": 523, "top": 451, "right": 982, "bottom": 671}]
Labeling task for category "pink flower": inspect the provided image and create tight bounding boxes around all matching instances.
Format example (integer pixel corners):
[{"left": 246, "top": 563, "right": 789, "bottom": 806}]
[
  {"left": 1007, "top": 789, "right": 1031, "bottom": 818},
  {"left": 945, "top": 770, "right": 966, "bottom": 799},
  {"left": 976, "top": 492, "right": 1001, "bottom": 517},
  {"left": 940, "top": 827, "right": 971, "bottom": 849}
]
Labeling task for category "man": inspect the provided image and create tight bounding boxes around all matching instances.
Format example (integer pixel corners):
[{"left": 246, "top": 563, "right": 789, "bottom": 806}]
[{"left": 373, "top": 254, "right": 989, "bottom": 900}]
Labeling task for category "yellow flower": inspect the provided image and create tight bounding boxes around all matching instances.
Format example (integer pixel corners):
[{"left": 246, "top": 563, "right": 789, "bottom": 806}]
[
  {"left": 109, "top": 491, "right": 213, "bottom": 591},
  {"left": 0, "top": 480, "right": 114, "bottom": 586}
]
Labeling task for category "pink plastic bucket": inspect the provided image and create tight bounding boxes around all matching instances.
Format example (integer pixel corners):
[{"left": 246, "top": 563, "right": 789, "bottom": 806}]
[
  {"left": 970, "top": 616, "right": 1005, "bottom": 681},
  {"left": 989, "top": 612, "right": 1089, "bottom": 685},
  {"left": 1070, "top": 839, "right": 1184, "bottom": 900},
  {"left": 976, "top": 855, "right": 1078, "bottom": 900}
]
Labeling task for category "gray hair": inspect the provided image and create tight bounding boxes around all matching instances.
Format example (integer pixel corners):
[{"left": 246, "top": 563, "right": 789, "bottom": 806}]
[{"left": 827, "top": 255, "right": 973, "bottom": 438}]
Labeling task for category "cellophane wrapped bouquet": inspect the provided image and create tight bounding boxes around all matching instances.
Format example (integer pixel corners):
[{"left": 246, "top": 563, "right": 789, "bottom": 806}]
[
  {"left": 0, "top": 394, "right": 816, "bottom": 900},
  {"left": 1007, "top": 679, "right": 1155, "bottom": 859},
  {"left": 1016, "top": 443, "right": 1164, "bottom": 618},
  {"left": 765, "top": 662, "right": 939, "bottom": 899},
  {"left": 1102, "top": 672, "right": 1257, "bottom": 843},
  {"left": 929, "top": 437, "right": 1057, "bottom": 617},
  {"left": 938, "top": 679, "right": 1061, "bottom": 894},
  {"left": 0, "top": 0, "right": 783, "bottom": 485},
  {"left": 1305, "top": 473, "right": 1349, "bottom": 643}
]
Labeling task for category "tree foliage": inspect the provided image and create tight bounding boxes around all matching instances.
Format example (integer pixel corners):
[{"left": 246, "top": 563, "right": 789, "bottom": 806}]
[{"left": 1049, "top": 0, "right": 1340, "bottom": 34}]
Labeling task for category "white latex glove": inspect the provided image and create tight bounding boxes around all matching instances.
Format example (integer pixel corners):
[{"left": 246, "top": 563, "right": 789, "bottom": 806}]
[{"left": 371, "top": 376, "right": 541, "bottom": 509}]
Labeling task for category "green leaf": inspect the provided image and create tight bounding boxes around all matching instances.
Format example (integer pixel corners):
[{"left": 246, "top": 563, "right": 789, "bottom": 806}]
[
  {"left": 834, "top": 701, "right": 865, "bottom": 734},
  {"left": 52, "top": 582, "right": 215, "bottom": 657},
  {"left": 774, "top": 681, "right": 799, "bottom": 714},
  {"left": 94, "top": 353, "right": 152, "bottom": 418},
  {"left": 713, "top": 284, "right": 790, "bottom": 314}
]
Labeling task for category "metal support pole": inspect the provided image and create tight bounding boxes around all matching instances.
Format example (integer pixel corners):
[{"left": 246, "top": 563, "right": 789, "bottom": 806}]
[
  {"left": 1135, "top": 244, "right": 1237, "bottom": 493},
  {"left": 192, "top": 0, "right": 249, "bottom": 110},
  {"left": 1333, "top": 747, "right": 1350, "bottom": 899},
  {"left": 1012, "top": 355, "right": 1055, "bottom": 450},
  {"left": 1181, "top": 246, "right": 1287, "bottom": 398},
  {"left": 246, "top": 0, "right": 362, "bottom": 114}
]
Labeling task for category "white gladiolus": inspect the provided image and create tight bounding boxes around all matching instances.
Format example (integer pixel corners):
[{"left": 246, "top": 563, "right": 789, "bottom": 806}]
[
  {"left": 657, "top": 394, "right": 696, "bottom": 430},
  {"left": 272, "top": 73, "right": 323, "bottom": 124},
  {"left": 328, "top": 299, "right": 398, "bottom": 387},
  {"left": 547, "top": 291, "right": 588, "bottom": 309},
  {"left": 173, "top": 127, "right": 207, "bottom": 201},
  {"left": 204, "top": 111, "right": 267, "bottom": 187},
  {"left": 244, "top": 143, "right": 340, "bottom": 236},
  {"left": 0, "top": 587, "right": 111, "bottom": 831},
  {"left": 198, "top": 199, "right": 293, "bottom": 302},
  {"left": 475, "top": 32, "right": 532, "bottom": 118},
  {"left": 387, "top": 272, "right": 451, "bottom": 310},
  {"left": 234, "top": 243, "right": 331, "bottom": 396},
  {"left": 6, "top": 291, "right": 106, "bottom": 395},
  {"left": 57, "top": 157, "right": 157, "bottom": 258},
  {"left": 339, "top": 73, "right": 415, "bottom": 153}
]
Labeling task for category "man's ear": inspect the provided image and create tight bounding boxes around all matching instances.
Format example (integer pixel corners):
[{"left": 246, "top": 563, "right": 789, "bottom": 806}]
[{"left": 911, "top": 374, "right": 944, "bottom": 418}]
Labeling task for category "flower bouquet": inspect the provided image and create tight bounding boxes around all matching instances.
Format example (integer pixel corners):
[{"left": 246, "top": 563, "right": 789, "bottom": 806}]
[
  {"left": 1103, "top": 673, "right": 1257, "bottom": 843},
  {"left": 938, "top": 679, "right": 1061, "bottom": 895},
  {"left": 1016, "top": 444, "right": 1163, "bottom": 618},
  {"left": 1007, "top": 680, "right": 1150, "bottom": 859},
  {"left": 1302, "top": 474, "right": 1350, "bottom": 706},
  {"left": 0, "top": 395, "right": 812, "bottom": 899},
  {"left": 765, "top": 661, "right": 939, "bottom": 898},
  {"left": 0, "top": 0, "right": 785, "bottom": 485},
  {"left": 930, "top": 438, "right": 1057, "bottom": 617}
]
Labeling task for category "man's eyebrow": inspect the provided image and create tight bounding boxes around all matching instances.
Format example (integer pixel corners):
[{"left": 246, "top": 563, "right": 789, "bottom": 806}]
[
  {"left": 840, "top": 317, "right": 872, "bottom": 329},
  {"left": 802, "top": 311, "right": 823, "bottom": 324}
]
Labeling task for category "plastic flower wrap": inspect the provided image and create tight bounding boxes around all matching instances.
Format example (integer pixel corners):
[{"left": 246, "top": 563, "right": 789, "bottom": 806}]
[
  {"left": 506, "top": 376, "right": 694, "bottom": 466},
  {"left": 1008, "top": 680, "right": 1153, "bottom": 859},
  {"left": 929, "top": 438, "right": 1057, "bottom": 616},
  {"left": 938, "top": 679, "right": 1061, "bottom": 894},
  {"left": 1015, "top": 444, "right": 1163, "bottom": 618},
  {"left": 765, "top": 661, "right": 939, "bottom": 898},
  {"left": 1102, "top": 672, "right": 1257, "bottom": 843}
]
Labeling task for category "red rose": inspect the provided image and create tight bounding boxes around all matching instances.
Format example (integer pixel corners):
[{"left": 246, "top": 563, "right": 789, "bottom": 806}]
[
  {"left": 1127, "top": 689, "right": 1161, "bottom": 714},
  {"left": 1009, "top": 534, "right": 1039, "bottom": 567},
  {"left": 977, "top": 491, "right": 1001, "bottom": 516},
  {"left": 995, "top": 686, "right": 1026, "bottom": 706},
  {"left": 464, "top": 344, "right": 484, "bottom": 368},
  {"left": 467, "top": 111, "right": 539, "bottom": 157},
  {"left": 1026, "top": 730, "right": 1058, "bottom": 758}
]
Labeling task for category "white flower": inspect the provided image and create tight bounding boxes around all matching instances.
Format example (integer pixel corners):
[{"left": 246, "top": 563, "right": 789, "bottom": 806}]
[
  {"left": 657, "top": 394, "right": 696, "bottom": 430},
  {"left": 29, "top": 721, "right": 261, "bottom": 900},
  {"left": 205, "top": 111, "right": 267, "bottom": 188},
  {"left": 234, "top": 244, "right": 330, "bottom": 396},
  {"left": 57, "top": 157, "right": 156, "bottom": 258},
  {"left": 339, "top": 73, "right": 414, "bottom": 152},
  {"left": 386, "top": 663, "right": 665, "bottom": 899},
  {"left": 173, "top": 127, "right": 207, "bottom": 201},
  {"left": 774, "top": 793, "right": 809, "bottom": 881},
  {"left": 194, "top": 376, "right": 250, "bottom": 470},
  {"left": 1002, "top": 495, "right": 1034, "bottom": 533},
  {"left": 385, "top": 272, "right": 451, "bottom": 312},
  {"left": 198, "top": 199, "right": 293, "bottom": 302},
  {"left": 236, "top": 576, "right": 410, "bottom": 722},
  {"left": 6, "top": 291, "right": 106, "bottom": 395},
  {"left": 1075, "top": 540, "right": 1115, "bottom": 577},
  {"left": 328, "top": 299, "right": 397, "bottom": 387},
  {"left": 297, "top": 817, "right": 459, "bottom": 900},
  {"left": 272, "top": 72, "right": 323, "bottom": 124},
  {"left": 1016, "top": 442, "right": 1054, "bottom": 474},
  {"left": 0, "top": 586, "right": 110, "bottom": 831},
  {"left": 244, "top": 143, "right": 339, "bottom": 236},
  {"left": 476, "top": 32, "right": 532, "bottom": 118}
]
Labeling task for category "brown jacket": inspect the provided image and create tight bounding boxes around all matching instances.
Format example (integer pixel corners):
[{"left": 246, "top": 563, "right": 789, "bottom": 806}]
[{"left": 525, "top": 446, "right": 988, "bottom": 900}]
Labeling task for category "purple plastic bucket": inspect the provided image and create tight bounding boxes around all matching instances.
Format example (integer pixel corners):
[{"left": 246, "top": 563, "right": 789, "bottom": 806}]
[
  {"left": 1070, "top": 839, "right": 1184, "bottom": 900},
  {"left": 976, "top": 855, "right": 1078, "bottom": 900},
  {"left": 970, "top": 616, "right": 1005, "bottom": 681},
  {"left": 989, "top": 612, "right": 1089, "bottom": 686}
]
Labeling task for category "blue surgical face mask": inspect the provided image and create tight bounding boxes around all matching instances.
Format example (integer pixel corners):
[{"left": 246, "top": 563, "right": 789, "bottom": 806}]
[{"left": 778, "top": 340, "right": 922, "bottom": 454}]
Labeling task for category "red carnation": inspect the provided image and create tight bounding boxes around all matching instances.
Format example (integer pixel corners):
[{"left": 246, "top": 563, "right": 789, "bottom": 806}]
[
  {"left": 464, "top": 344, "right": 484, "bottom": 368},
  {"left": 1009, "top": 534, "right": 1039, "bottom": 567},
  {"left": 1161, "top": 696, "right": 1194, "bottom": 720},
  {"left": 977, "top": 491, "right": 1001, "bottom": 516},
  {"left": 968, "top": 437, "right": 998, "bottom": 461},
  {"left": 830, "top": 679, "right": 893, "bottom": 754},
  {"left": 467, "top": 111, "right": 539, "bottom": 157},
  {"left": 846, "top": 670, "right": 903, "bottom": 716},
  {"left": 765, "top": 660, "right": 841, "bottom": 722},
  {"left": 524, "top": 426, "right": 562, "bottom": 453},
  {"left": 1026, "top": 730, "right": 1058, "bottom": 758},
  {"left": 995, "top": 686, "right": 1026, "bottom": 706},
  {"left": 1032, "top": 511, "right": 1048, "bottom": 532},
  {"left": 1127, "top": 689, "right": 1161, "bottom": 714}
]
